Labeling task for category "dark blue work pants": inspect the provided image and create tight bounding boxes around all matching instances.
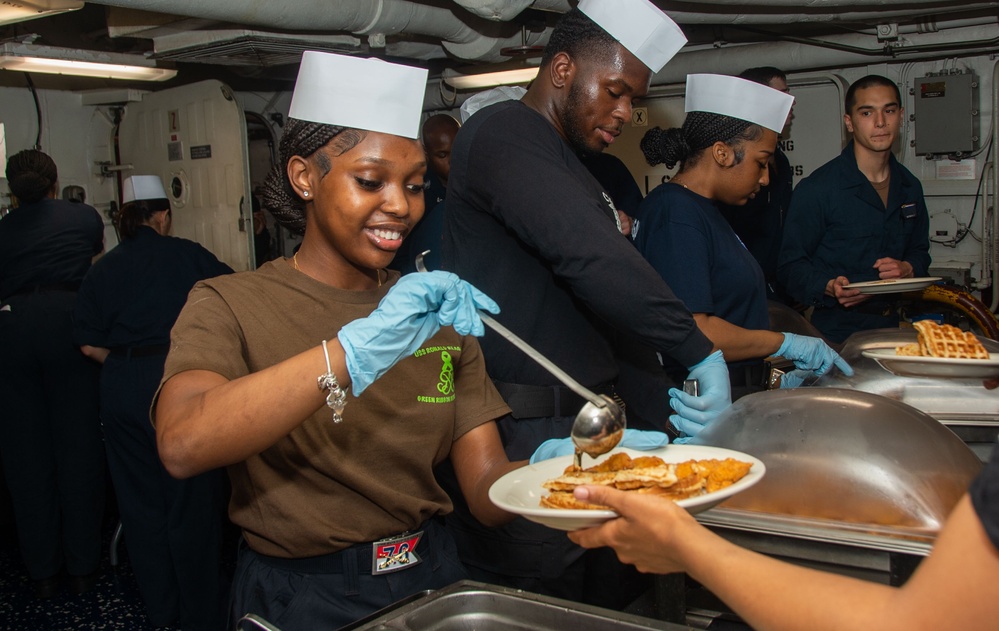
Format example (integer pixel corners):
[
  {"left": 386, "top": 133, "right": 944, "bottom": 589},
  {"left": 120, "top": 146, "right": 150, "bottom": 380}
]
[
  {"left": 0, "top": 291, "right": 105, "bottom": 580},
  {"left": 101, "top": 353, "right": 226, "bottom": 630},
  {"left": 230, "top": 519, "right": 467, "bottom": 630}
]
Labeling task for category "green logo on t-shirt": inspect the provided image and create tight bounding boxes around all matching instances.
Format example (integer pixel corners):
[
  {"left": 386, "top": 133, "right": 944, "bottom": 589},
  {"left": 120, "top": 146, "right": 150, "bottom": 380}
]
[
  {"left": 438, "top": 351, "right": 454, "bottom": 395},
  {"left": 415, "top": 345, "right": 460, "bottom": 404}
]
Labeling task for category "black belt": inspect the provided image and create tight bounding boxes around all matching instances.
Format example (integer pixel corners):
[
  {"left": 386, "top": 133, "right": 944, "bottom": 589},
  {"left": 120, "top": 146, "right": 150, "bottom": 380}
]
[
  {"left": 729, "top": 362, "right": 767, "bottom": 388},
  {"left": 667, "top": 362, "right": 767, "bottom": 389},
  {"left": 108, "top": 344, "right": 171, "bottom": 359},
  {"left": 2, "top": 281, "right": 80, "bottom": 301},
  {"left": 492, "top": 380, "right": 618, "bottom": 419},
  {"left": 853, "top": 301, "right": 897, "bottom": 316},
  {"left": 253, "top": 540, "right": 375, "bottom": 575},
  {"left": 250, "top": 520, "right": 436, "bottom": 575}
]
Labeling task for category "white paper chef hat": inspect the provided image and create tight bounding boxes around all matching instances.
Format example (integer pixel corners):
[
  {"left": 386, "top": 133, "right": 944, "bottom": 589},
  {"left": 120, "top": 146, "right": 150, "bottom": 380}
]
[
  {"left": 577, "top": 0, "right": 687, "bottom": 73},
  {"left": 122, "top": 175, "right": 167, "bottom": 203},
  {"left": 288, "top": 51, "right": 428, "bottom": 140},
  {"left": 459, "top": 86, "right": 527, "bottom": 123},
  {"left": 685, "top": 74, "right": 795, "bottom": 133}
]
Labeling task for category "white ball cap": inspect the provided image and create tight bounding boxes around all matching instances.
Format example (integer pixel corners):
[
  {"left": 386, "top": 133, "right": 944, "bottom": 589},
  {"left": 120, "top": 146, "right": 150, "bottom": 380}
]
[
  {"left": 577, "top": 0, "right": 687, "bottom": 73},
  {"left": 122, "top": 175, "right": 167, "bottom": 203},
  {"left": 685, "top": 74, "right": 795, "bottom": 133},
  {"left": 289, "top": 51, "right": 429, "bottom": 140}
]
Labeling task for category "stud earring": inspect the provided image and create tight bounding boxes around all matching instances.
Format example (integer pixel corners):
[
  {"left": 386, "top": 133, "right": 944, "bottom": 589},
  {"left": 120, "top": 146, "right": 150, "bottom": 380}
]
[{"left": 302, "top": 190, "right": 310, "bottom": 198}]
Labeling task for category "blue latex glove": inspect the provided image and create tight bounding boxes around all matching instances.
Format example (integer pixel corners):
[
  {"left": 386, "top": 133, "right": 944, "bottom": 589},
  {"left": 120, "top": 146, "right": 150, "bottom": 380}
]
[
  {"left": 779, "top": 369, "right": 815, "bottom": 389},
  {"left": 777, "top": 332, "right": 854, "bottom": 377},
  {"left": 529, "top": 429, "right": 669, "bottom": 464},
  {"left": 667, "top": 350, "right": 731, "bottom": 438},
  {"left": 338, "top": 271, "right": 499, "bottom": 394}
]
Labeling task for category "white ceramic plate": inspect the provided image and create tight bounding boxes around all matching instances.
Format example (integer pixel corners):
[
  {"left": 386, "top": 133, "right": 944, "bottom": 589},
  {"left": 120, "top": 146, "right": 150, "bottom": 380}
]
[
  {"left": 842, "top": 277, "right": 941, "bottom": 294},
  {"left": 862, "top": 348, "right": 999, "bottom": 379},
  {"left": 488, "top": 445, "right": 766, "bottom": 532}
]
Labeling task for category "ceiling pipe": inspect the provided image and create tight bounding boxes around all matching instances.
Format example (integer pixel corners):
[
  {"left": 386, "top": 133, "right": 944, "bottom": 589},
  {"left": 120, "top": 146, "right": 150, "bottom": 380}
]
[
  {"left": 90, "top": 0, "right": 999, "bottom": 64},
  {"left": 660, "top": 5, "right": 999, "bottom": 25},
  {"left": 90, "top": 0, "right": 546, "bottom": 61},
  {"left": 451, "top": 0, "right": 571, "bottom": 21},
  {"left": 678, "top": 0, "right": 989, "bottom": 5},
  {"left": 857, "top": 15, "right": 998, "bottom": 35},
  {"left": 650, "top": 24, "right": 999, "bottom": 85}
]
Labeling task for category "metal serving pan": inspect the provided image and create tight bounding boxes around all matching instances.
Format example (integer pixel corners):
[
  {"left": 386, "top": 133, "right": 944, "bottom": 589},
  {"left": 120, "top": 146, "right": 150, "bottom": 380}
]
[
  {"left": 690, "top": 388, "right": 982, "bottom": 554},
  {"left": 336, "top": 581, "right": 692, "bottom": 631}
]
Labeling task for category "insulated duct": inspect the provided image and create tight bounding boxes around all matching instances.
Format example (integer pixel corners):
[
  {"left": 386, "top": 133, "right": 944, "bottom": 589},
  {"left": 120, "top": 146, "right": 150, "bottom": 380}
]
[{"left": 92, "top": 0, "right": 548, "bottom": 62}]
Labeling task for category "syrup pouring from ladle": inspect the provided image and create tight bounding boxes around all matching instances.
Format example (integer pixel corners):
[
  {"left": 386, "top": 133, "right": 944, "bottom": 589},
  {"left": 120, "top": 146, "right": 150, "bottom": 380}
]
[{"left": 414, "top": 251, "right": 625, "bottom": 467}]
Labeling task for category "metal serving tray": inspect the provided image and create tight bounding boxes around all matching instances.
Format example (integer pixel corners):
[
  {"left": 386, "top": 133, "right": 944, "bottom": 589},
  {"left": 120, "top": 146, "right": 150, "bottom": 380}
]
[{"left": 340, "top": 581, "right": 692, "bottom": 631}]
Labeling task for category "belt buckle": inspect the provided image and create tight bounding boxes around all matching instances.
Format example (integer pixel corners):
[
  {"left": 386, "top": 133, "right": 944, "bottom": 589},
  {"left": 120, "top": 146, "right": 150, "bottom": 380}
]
[{"left": 372, "top": 530, "right": 423, "bottom": 575}]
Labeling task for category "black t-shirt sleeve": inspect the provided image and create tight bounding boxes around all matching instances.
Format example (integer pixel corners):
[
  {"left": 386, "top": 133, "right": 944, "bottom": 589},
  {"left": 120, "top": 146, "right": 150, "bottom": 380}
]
[{"left": 970, "top": 443, "right": 999, "bottom": 552}]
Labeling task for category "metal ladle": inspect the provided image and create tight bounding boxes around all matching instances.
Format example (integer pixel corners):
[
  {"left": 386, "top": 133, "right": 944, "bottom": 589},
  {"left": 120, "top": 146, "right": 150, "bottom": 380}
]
[{"left": 413, "top": 251, "right": 625, "bottom": 466}]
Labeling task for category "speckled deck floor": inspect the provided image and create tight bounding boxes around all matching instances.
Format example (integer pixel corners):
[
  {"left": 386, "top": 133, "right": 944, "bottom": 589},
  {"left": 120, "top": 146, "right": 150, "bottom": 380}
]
[{"left": 0, "top": 521, "right": 181, "bottom": 631}]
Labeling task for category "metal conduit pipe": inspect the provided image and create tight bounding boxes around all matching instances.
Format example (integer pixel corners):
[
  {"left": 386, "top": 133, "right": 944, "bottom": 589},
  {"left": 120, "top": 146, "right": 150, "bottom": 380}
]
[
  {"left": 661, "top": 5, "right": 999, "bottom": 25},
  {"left": 650, "top": 24, "right": 999, "bottom": 84},
  {"left": 990, "top": 60, "right": 999, "bottom": 312},
  {"left": 856, "top": 15, "right": 999, "bottom": 35},
  {"left": 680, "top": 0, "right": 989, "bottom": 5}
]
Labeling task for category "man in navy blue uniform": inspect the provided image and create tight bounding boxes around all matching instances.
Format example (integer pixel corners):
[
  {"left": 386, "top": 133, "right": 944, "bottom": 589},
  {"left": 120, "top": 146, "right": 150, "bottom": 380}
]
[
  {"left": 778, "top": 75, "right": 930, "bottom": 343},
  {"left": 390, "top": 114, "right": 459, "bottom": 274}
]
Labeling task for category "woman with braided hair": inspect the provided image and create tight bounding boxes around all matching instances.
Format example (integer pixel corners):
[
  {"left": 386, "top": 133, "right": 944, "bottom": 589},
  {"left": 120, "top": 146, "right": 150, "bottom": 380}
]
[
  {"left": 153, "top": 52, "right": 525, "bottom": 630},
  {"left": 632, "top": 75, "right": 851, "bottom": 406},
  {"left": 0, "top": 149, "right": 106, "bottom": 598}
]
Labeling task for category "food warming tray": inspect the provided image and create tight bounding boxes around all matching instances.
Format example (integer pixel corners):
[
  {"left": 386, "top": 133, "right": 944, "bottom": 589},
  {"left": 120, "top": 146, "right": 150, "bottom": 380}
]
[{"left": 326, "top": 581, "right": 692, "bottom": 631}]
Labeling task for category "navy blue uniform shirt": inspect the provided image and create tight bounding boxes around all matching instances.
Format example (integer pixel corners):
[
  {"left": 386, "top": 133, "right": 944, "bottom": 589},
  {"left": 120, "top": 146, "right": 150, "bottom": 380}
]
[
  {"left": 778, "top": 141, "right": 930, "bottom": 342},
  {"left": 0, "top": 198, "right": 104, "bottom": 300},
  {"left": 74, "top": 225, "right": 233, "bottom": 348}
]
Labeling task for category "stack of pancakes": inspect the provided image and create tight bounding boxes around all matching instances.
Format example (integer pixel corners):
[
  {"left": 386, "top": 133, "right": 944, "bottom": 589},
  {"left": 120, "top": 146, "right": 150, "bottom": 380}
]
[
  {"left": 896, "top": 320, "right": 989, "bottom": 359},
  {"left": 540, "top": 452, "right": 752, "bottom": 510}
]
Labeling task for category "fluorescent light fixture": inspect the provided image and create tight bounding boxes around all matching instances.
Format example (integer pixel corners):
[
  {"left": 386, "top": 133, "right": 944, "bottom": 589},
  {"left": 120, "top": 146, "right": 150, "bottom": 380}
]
[
  {"left": 442, "top": 63, "right": 539, "bottom": 90},
  {"left": 0, "top": 43, "right": 177, "bottom": 82},
  {"left": 0, "top": 0, "right": 82, "bottom": 26}
]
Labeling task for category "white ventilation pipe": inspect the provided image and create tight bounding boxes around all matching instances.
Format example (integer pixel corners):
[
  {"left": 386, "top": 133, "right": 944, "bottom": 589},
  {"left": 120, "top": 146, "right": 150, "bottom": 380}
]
[
  {"left": 90, "top": 0, "right": 547, "bottom": 61},
  {"left": 452, "top": 0, "right": 570, "bottom": 21}
]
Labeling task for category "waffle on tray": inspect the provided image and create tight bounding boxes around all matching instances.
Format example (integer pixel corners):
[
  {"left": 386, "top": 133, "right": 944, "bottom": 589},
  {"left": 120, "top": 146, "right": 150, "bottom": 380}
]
[
  {"left": 895, "top": 320, "right": 989, "bottom": 360},
  {"left": 539, "top": 452, "right": 752, "bottom": 510}
]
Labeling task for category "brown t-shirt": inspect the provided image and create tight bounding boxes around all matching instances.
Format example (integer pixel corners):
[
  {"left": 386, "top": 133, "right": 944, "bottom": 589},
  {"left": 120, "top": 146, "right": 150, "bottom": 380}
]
[
  {"left": 156, "top": 259, "right": 510, "bottom": 558},
  {"left": 870, "top": 173, "right": 891, "bottom": 208}
]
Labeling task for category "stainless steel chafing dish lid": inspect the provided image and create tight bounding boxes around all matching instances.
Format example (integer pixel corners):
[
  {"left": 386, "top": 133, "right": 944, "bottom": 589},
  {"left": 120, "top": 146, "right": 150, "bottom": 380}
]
[
  {"left": 690, "top": 388, "right": 982, "bottom": 534},
  {"left": 815, "top": 329, "right": 999, "bottom": 423}
]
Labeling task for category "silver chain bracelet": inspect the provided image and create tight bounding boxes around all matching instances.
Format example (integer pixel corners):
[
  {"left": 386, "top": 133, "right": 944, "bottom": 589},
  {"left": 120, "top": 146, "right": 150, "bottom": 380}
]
[{"left": 318, "top": 339, "right": 347, "bottom": 423}]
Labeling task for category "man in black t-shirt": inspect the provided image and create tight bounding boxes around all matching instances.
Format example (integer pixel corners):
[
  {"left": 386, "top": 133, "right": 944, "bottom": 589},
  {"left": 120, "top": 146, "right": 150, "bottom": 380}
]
[{"left": 440, "top": 0, "right": 731, "bottom": 608}]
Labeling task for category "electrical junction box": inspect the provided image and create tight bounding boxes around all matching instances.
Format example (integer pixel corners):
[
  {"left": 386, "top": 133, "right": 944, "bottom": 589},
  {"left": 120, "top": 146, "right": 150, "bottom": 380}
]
[{"left": 913, "top": 73, "right": 979, "bottom": 157}]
